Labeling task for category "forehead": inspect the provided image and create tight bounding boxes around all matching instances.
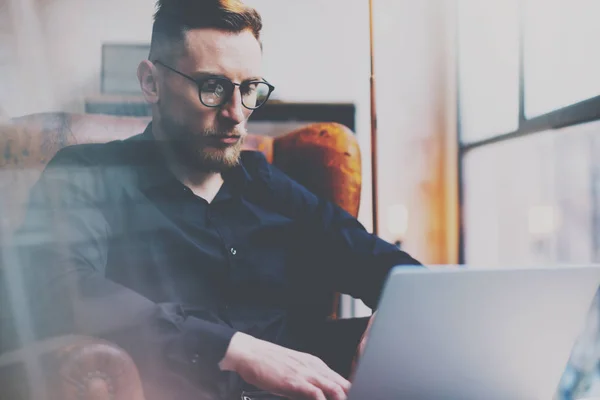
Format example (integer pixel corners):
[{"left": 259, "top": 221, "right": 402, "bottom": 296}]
[{"left": 179, "top": 28, "right": 263, "bottom": 80}]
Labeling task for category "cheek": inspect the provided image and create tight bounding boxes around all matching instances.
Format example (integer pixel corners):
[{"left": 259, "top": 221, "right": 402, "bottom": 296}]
[
  {"left": 162, "top": 81, "right": 200, "bottom": 112},
  {"left": 188, "top": 108, "right": 218, "bottom": 129},
  {"left": 163, "top": 85, "right": 217, "bottom": 126}
]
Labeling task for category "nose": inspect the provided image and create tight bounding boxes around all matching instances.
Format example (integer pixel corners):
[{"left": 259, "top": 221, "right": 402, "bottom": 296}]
[{"left": 219, "top": 87, "right": 247, "bottom": 125}]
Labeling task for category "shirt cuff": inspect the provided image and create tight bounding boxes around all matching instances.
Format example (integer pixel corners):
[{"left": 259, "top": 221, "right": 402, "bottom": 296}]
[
  {"left": 181, "top": 317, "right": 237, "bottom": 367},
  {"left": 163, "top": 314, "right": 237, "bottom": 378}
]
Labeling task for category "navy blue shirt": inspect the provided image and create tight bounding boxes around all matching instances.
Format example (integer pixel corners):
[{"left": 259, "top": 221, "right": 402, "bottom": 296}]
[{"left": 13, "top": 124, "right": 421, "bottom": 398}]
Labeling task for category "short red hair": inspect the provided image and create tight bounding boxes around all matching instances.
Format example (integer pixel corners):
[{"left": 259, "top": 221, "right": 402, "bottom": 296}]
[{"left": 150, "top": 0, "right": 263, "bottom": 62}]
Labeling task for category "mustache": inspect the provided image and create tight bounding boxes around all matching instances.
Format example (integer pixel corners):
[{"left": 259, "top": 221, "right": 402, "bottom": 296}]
[{"left": 202, "top": 126, "right": 247, "bottom": 138}]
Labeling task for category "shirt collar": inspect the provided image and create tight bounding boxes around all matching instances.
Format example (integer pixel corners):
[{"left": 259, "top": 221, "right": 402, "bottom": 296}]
[{"left": 133, "top": 122, "right": 252, "bottom": 200}]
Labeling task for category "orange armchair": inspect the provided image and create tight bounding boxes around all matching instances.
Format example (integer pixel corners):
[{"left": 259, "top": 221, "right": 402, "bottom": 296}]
[{"left": 0, "top": 112, "right": 366, "bottom": 400}]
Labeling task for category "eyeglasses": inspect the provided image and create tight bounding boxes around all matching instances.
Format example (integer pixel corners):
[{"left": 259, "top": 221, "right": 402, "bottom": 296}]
[{"left": 153, "top": 60, "right": 275, "bottom": 110}]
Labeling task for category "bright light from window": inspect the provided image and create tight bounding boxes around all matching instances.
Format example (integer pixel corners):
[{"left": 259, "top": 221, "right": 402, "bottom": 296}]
[
  {"left": 387, "top": 204, "right": 409, "bottom": 238},
  {"left": 524, "top": 0, "right": 600, "bottom": 118},
  {"left": 528, "top": 205, "right": 560, "bottom": 236},
  {"left": 458, "top": 0, "right": 520, "bottom": 143}
]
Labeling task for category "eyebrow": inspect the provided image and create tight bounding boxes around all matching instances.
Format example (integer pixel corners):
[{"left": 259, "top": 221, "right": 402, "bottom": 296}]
[{"left": 191, "top": 71, "right": 264, "bottom": 83}]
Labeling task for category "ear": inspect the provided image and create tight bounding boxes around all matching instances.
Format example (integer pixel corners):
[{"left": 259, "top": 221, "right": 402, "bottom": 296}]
[{"left": 137, "top": 60, "right": 159, "bottom": 104}]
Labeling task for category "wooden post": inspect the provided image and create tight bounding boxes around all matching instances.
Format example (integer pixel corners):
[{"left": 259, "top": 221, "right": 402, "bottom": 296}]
[{"left": 369, "top": 0, "right": 379, "bottom": 235}]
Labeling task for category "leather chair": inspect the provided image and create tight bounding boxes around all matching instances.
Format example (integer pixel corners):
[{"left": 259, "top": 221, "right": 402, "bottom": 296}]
[{"left": 0, "top": 112, "right": 368, "bottom": 400}]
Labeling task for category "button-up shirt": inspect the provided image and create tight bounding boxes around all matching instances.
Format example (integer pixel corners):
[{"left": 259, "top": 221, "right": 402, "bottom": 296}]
[{"left": 12, "top": 124, "right": 421, "bottom": 398}]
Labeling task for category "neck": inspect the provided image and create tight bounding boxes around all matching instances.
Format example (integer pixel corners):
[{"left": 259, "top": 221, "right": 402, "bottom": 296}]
[
  {"left": 169, "top": 159, "right": 224, "bottom": 202},
  {"left": 152, "top": 123, "right": 224, "bottom": 203}
]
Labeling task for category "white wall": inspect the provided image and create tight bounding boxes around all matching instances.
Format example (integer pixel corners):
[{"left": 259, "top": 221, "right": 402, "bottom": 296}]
[
  {"left": 1, "top": 0, "right": 454, "bottom": 317},
  {"left": 0, "top": 0, "right": 155, "bottom": 116},
  {"left": 372, "top": 0, "right": 454, "bottom": 260}
]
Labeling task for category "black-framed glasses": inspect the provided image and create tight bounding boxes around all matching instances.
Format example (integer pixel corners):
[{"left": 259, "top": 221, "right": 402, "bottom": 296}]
[{"left": 153, "top": 60, "right": 275, "bottom": 110}]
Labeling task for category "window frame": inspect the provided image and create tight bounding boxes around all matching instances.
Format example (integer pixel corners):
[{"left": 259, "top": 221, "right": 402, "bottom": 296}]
[{"left": 456, "top": 4, "right": 600, "bottom": 263}]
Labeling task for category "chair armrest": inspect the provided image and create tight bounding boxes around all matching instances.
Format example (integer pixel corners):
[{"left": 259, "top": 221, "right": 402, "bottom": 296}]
[{"left": 0, "top": 335, "right": 145, "bottom": 400}]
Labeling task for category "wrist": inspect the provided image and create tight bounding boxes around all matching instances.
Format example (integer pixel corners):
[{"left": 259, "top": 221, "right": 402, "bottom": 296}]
[{"left": 219, "top": 331, "right": 252, "bottom": 372}]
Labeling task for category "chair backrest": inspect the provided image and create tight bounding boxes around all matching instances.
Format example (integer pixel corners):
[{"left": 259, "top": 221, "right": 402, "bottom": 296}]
[{"left": 0, "top": 112, "right": 361, "bottom": 236}]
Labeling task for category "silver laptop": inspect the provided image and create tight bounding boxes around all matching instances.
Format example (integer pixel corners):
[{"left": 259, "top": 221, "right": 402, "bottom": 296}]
[{"left": 348, "top": 265, "right": 600, "bottom": 400}]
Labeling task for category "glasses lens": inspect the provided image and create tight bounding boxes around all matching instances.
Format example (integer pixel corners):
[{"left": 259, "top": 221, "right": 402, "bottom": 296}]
[
  {"left": 200, "top": 78, "right": 231, "bottom": 107},
  {"left": 241, "top": 82, "right": 271, "bottom": 109}
]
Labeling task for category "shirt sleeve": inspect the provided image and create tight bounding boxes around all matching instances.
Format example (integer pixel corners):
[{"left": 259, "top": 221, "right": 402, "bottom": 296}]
[
  {"left": 256, "top": 155, "right": 423, "bottom": 310},
  {"left": 9, "top": 146, "right": 236, "bottom": 376}
]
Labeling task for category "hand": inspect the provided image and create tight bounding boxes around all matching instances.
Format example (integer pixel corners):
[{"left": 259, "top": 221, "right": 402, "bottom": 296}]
[
  {"left": 350, "top": 311, "right": 376, "bottom": 380},
  {"left": 219, "top": 332, "right": 351, "bottom": 400}
]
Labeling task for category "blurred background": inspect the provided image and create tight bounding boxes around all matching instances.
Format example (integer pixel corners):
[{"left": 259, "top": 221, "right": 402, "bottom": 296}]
[{"left": 2, "top": 0, "right": 600, "bottom": 398}]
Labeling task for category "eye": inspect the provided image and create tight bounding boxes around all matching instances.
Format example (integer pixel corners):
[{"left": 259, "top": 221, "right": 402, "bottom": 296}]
[
  {"left": 202, "top": 79, "right": 225, "bottom": 97},
  {"left": 214, "top": 83, "right": 225, "bottom": 97},
  {"left": 241, "top": 82, "right": 259, "bottom": 95}
]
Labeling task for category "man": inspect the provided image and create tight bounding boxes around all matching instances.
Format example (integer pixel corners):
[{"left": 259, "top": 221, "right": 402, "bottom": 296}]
[{"left": 13, "top": 0, "right": 422, "bottom": 399}]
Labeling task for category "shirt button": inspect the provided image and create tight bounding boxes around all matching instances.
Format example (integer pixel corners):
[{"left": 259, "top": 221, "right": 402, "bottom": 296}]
[
  {"left": 191, "top": 353, "right": 200, "bottom": 364},
  {"left": 230, "top": 247, "right": 237, "bottom": 256}
]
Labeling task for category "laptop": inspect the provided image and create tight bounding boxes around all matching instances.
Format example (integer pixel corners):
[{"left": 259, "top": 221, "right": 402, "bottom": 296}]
[{"left": 348, "top": 265, "right": 600, "bottom": 400}]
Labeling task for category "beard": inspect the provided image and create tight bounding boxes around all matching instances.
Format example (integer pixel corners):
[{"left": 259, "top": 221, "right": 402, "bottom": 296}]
[{"left": 158, "top": 112, "right": 245, "bottom": 173}]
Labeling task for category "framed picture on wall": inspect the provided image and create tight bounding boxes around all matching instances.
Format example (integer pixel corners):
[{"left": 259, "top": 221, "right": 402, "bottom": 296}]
[{"left": 101, "top": 43, "right": 150, "bottom": 94}]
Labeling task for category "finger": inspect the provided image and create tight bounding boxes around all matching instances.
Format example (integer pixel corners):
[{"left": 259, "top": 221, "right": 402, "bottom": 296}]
[
  {"left": 296, "top": 384, "right": 327, "bottom": 400},
  {"left": 324, "top": 374, "right": 350, "bottom": 395},
  {"left": 310, "top": 375, "right": 347, "bottom": 400},
  {"left": 280, "top": 380, "right": 326, "bottom": 400},
  {"left": 312, "top": 361, "right": 351, "bottom": 393}
]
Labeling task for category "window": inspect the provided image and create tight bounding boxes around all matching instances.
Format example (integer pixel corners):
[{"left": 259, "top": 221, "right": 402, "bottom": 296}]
[
  {"left": 463, "top": 122, "right": 600, "bottom": 267},
  {"left": 458, "top": 0, "right": 520, "bottom": 143},
  {"left": 524, "top": 0, "right": 600, "bottom": 118},
  {"left": 458, "top": 0, "right": 600, "bottom": 262},
  {"left": 458, "top": 1, "right": 600, "bottom": 398}
]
